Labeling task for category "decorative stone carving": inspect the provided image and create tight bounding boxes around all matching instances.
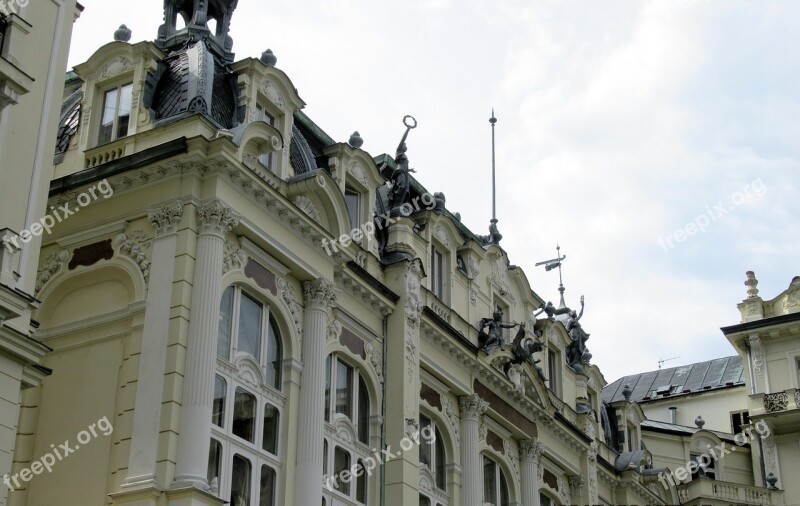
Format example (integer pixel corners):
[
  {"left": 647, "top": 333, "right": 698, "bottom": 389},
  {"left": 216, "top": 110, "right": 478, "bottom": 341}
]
[
  {"left": 148, "top": 200, "right": 184, "bottom": 236},
  {"left": 507, "top": 363, "right": 525, "bottom": 395},
  {"left": 259, "top": 79, "right": 285, "bottom": 108},
  {"left": 197, "top": 200, "right": 239, "bottom": 237},
  {"left": 567, "top": 475, "right": 583, "bottom": 502},
  {"left": 519, "top": 439, "right": 544, "bottom": 464},
  {"left": 278, "top": 278, "right": 302, "bottom": 337},
  {"left": 764, "top": 392, "right": 788, "bottom": 412},
  {"left": 292, "top": 196, "right": 321, "bottom": 223},
  {"left": 347, "top": 160, "right": 368, "bottom": 186},
  {"left": 99, "top": 56, "right": 134, "bottom": 80},
  {"left": 355, "top": 251, "right": 368, "bottom": 269},
  {"left": 504, "top": 439, "right": 519, "bottom": 478},
  {"left": 459, "top": 393, "right": 488, "bottom": 422},
  {"left": 784, "top": 277, "right": 800, "bottom": 312},
  {"left": 405, "top": 260, "right": 423, "bottom": 384},
  {"left": 364, "top": 341, "right": 384, "bottom": 386},
  {"left": 587, "top": 442, "right": 599, "bottom": 504},
  {"left": 405, "top": 417, "right": 420, "bottom": 441},
  {"left": 748, "top": 335, "right": 765, "bottom": 380},
  {"left": 468, "top": 257, "right": 480, "bottom": 280},
  {"left": 488, "top": 253, "right": 511, "bottom": 296},
  {"left": 35, "top": 250, "right": 69, "bottom": 294},
  {"left": 114, "top": 230, "right": 151, "bottom": 281},
  {"left": 432, "top": 224, "right": 450, "bottom": 248},
  {"left": 478, "top": 424, "right": 487, "bottom": 443},
  {"left": 745, "top": 271, "right": 759, "bottom": 298},
  {"left": 326, "top": 318, "right": 342, "bottom": 342},
  {"left": 440, "top": 394, "right": 460, "bottom": 445},
  {"left": 470, "top": 289, "right": 477, "bottom": 306},
  {"left": 222, "top": 242, "right": 247, "bottom": 273},
  {"left": 303, "top": 278, "right": 338, "bottom": 310}
]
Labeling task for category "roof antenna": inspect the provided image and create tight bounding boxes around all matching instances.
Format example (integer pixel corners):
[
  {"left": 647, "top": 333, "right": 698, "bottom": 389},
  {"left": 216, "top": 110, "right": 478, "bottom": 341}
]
[
  {"left": 487, "top": 109, "right": 502, "bottom": 245},
  {"left": 658, "top": 356, "right": 680, "bottom": 369}
]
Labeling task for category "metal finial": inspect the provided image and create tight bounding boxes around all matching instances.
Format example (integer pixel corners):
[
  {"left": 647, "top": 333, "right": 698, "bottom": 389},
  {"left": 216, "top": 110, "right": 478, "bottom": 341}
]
[
  {"left": 486, "top": 109, "right": 502, "bottom": 245},
  {"left": 348, "top": 131, "right": 363, "bottom": 148},
  {"left": 114, "top": 24, "right": 132, "bottom": 42},
  {"left": 260, "top": 49, "right": 277, "bottom": 67}
]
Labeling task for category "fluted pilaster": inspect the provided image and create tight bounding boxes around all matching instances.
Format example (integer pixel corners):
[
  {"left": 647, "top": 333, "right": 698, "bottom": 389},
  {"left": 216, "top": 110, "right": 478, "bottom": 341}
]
[
  {"left": 460, "top": 393, "right": 488, "bottom": 506},
  {"left": 124, "top": 201, "right": 185, "bottom": 489},
  {"left": 519, "top": 439, "right": 544, "bottom": 506},
  {"left": 174, "top": 201, "right": 238, "bottom": 488},
  {"left": 294, "top": 278, "right": 338, "bottom": 506}
]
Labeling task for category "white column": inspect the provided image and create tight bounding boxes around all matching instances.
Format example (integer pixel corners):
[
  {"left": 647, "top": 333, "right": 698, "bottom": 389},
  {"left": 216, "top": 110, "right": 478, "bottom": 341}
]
[
  {"left": 294, "top": 279, "right": 338, "bottom": 506},
  {"left": 124, "top": 201, "right": 184, "bottom": 489},
  {"left": 174, "top": 201, "right": 239, "bottom": 488},
  {"left": 460, "top": 393, "right": 488, "bottom": 506},
  {"left": 519, "top": 439, "right": 544, "bottom": 506}
]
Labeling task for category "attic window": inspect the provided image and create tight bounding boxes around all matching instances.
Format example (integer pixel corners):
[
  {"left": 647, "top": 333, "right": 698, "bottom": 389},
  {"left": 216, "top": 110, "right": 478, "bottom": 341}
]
[
  {"left": 653, "top": 385, "right": 683, "bottom": 397},
  {"left": 98, "top": 83, "right": 133, "bottom": 144}
]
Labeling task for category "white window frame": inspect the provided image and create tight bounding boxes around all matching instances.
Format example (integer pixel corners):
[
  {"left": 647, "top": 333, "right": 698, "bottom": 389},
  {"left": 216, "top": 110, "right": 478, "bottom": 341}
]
[
  {"left": 482, "top": 454, "right": 510, "bottom": 506},
  {"left": 97, "top": 81, "right": 133, "bottom": 145}
]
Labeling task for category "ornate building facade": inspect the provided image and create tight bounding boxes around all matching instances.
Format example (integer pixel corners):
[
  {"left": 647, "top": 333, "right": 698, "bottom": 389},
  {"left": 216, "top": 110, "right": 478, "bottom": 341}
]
[{"left": 1, "top": 2, "right": 796, "bottom": 506}]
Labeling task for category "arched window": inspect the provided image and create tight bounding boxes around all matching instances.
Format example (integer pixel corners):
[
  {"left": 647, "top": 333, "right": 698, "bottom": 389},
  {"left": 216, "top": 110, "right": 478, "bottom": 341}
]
[
  {"left": 483, "top": 456, "right": 510, "bottom": 506},
  {"left": 211, "top": 285, "right": 285, "bottom": 505},
  {"left": 323, "top": 353, "right": 375, "bottom": 504},
  {"left": 419, "top": 415, "right": 447, "bottom": 491},
  {"left": 217, "top": 285, "right": 283, "bottom": 389}
]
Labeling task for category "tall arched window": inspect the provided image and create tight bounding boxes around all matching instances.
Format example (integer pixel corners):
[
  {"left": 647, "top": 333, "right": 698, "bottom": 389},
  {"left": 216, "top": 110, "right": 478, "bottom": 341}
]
[
  {"left": 210, "top": 285, "right": 286, "bottom": 505},
  {"left": 418, "top": 414, "right": 449, "bottom": 505},
  {"left": 323, "top": 354, "right": 374, "bottom": 504},
  {"left": 483, "top": 456, "right": 510, "bottom": 506}
]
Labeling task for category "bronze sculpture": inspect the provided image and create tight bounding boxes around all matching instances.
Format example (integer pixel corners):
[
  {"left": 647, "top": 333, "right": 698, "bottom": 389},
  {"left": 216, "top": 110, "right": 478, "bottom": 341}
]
[
  {"left": 479, "top": 307, "right": 519, "bottom": 353},
  {"left": 565, "top": 295, "right": 590, "bottom": 369},
  {"left": 388, "top": 116, "right": 417, "bottom": 213}
]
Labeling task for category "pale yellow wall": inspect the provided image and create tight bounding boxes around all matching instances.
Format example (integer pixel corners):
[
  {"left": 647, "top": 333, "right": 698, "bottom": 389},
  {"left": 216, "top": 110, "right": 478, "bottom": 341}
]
[{"left": 641, "top": 387, "right": 748, "bottom": 433}]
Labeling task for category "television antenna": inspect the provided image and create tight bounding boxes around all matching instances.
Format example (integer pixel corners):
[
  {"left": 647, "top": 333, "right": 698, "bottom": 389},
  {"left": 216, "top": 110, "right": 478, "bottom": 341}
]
[{"left": 658, "top": 356, "right": 680, "bottom": 369}]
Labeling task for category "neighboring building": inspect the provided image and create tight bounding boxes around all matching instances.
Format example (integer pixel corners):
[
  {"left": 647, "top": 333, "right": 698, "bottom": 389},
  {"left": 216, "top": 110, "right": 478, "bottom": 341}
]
[
  {"left": 723, "top": 273, "right": 800, "bottom": 502},
  {"left": 0, "top": 2, "right": 82, "bottom": 506}
]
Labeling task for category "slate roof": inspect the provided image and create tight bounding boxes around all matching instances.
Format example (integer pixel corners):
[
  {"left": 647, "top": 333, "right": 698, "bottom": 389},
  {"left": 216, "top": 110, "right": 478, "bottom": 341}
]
[
  {"left": 602, "top": 355, "right": 745, "bottom": 404},
  {"left": 55, "top": 88, "right": 83, "bottom": 156}
]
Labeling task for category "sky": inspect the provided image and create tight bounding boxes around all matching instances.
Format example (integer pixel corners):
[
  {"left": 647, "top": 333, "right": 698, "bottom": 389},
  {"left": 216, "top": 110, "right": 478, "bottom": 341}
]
[{"left": 67, "top": 0, "right": 799, "bottom": 380}]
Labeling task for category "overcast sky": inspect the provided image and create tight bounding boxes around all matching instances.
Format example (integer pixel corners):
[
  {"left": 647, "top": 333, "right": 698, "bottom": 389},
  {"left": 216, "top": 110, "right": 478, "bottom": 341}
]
[{"left": 67, "top": 0, "right": 799, "bottom": 381}]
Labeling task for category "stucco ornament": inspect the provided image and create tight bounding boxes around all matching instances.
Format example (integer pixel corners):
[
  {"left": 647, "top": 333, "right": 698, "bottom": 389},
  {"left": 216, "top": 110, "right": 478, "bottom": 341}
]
[
  {"left": 222, "top": 242, "right": 247, "bottom": 274},
  {"left": 783, "top": 276, "right": 800, "bottom": 312},
  {"left": 35, "top": 250, "right": 69, "bottom": 294},
  {"left": 404, "top": 259, "right": 424, "bottom": 383},
  {"left": 440, "top": 394, "right": 460, "bottom": 445},
  {"left": 99, "top": 56, "right": 134, "bottom": 80},
  {"left": 115, "top": 230, "right": 151, "bottom": 281}
]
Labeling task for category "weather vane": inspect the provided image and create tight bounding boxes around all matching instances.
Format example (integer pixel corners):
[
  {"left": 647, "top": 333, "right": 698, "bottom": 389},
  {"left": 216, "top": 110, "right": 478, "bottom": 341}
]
[{"left": 535, "top": 244, "right": 567, "bottom": 308}]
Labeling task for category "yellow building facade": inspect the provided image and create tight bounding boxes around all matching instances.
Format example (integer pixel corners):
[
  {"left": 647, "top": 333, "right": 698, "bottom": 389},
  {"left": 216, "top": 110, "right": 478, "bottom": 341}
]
[{"left": 1, "top": 2, "right": 797, "bottom": 506}]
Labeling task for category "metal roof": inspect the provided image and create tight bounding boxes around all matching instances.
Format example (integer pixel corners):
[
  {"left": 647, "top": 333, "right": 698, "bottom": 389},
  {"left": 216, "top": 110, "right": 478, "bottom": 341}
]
[{"left": 601, "top": 355, "right": 745, "bottom": 404}]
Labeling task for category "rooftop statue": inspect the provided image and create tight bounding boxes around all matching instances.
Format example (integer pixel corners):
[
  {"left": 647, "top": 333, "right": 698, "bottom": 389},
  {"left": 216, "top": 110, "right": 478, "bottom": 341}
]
[
  {"left": 479, "top": 307, "right": 519, "bottom": 354},
  {"left": 565, "top": 295, "right": 590, "bottom": 371},
  {"left": 388, "top": 116, "right": 417, "bottom": 214},
  {"left": 509, "top": 323, "right": 544, "bottom": 367}
]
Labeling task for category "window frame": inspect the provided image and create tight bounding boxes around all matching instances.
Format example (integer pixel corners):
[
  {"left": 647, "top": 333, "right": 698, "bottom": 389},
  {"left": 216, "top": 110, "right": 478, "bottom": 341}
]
[
  {"left": 97, "top": 81, "right": 133, "bottom": 145},
  {"left": 482, "top": 455, "right": 510, "bottom": 506},
  {"left": 344, "top": 187, "right": 362, "bottom": 231},
  {"left": 547, "top": 346, "right": 561, "bottom": 396},
  {"left": 430, "top": 246, "right": 444, "bottom": 300}
]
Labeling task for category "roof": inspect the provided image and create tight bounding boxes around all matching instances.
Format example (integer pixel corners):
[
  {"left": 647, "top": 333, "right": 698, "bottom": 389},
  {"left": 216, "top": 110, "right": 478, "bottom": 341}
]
[
  {"left": 601, "top": 355, "right": 745, "bottom": 404},
  {"left": 641, "top": 419, "right": 744, "bottom": 445}
]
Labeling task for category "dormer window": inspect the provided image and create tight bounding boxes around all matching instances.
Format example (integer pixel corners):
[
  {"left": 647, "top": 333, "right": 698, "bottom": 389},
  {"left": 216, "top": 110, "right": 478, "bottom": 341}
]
[
  {"left": 98, "top": 83, "right": 132, "bottom": 144},
  {"left": 431, "top": 247, "right": 444, "bottom": 300}
]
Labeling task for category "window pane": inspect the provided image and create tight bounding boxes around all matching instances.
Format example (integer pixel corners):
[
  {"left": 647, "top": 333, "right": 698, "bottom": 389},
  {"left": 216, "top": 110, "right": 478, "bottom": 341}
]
[
  {"left": 238, "top": 292, "right": 263, "bottom": 360},
  {"left": 358, "top": 376, "right": 369, "bottom": 444},
  {"left": 356, "top": 460, "right": 367, "bottom": 504},
  {"left": 345, "top": 190, "right": 360, "bottom": 230},
  {"left": 419, "top": 416, "right": 432, "bottom": 469},
  {"left": 212, "top": 375, "right": 226, "bottom": 427},
  {"left": 323, "top": 440, "right": 328, "bottom": 476},
  {"left": 324, "top": 355, "right": 332, "bottom": 422},
  {"left": 499, "top": 468, "right": 509, "bottom": 506},
  {"left": 335, "top": 361, "right": 353, "bottom": 418},
  {"left": 262, "top": 404, "right": 279, "bottom": 454},
  {"left": 231, "top": 454, "right": 252, "bottom": 506},
  {"left": 233, "top": 388, "right": 256, "bottom": 442},
  {"left": 419, "top": 496, "right": 430, "bottom": 506},
  {"left": 259, "top": 465, "right": 276, "bottom": 506},
  {"left": 99, "top": 88, "right": 118, "bottom": 144},
  {"left": 483, "top": 456, "right": 495, "bottom": 504},
  {"left": 207, "top": 439, "right": 222, "bottom": 486},
  {"left": 333, "top": 447, "right": 350, "bottom": 495},
  {"left": 117, "top": 83, "right": 132, "bottom": 138},
  {"left": 266, "top": 317, "right": 282, "bottom": 389},
  {"left": 218, "top": 286, "right": 234, "bottom": 358},
  {"left": 540, "top": 492, "right": 552, "bottom": 506},
  {"left": 435, "top": 427, "right": 446, "bottom": 491}
]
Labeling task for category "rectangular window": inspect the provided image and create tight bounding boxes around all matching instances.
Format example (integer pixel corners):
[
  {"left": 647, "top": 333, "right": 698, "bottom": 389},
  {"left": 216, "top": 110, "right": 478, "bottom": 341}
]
[
  {"left": 419, "top": 415, "right": 432, "bottom": 468},
  {"left": 345, "top": 189, "right": 360, "bottom": 231},
  {"left": 431, "top": 248, "right": 444, "bottom": 299},
  {"left": 231, "top": 454, "right": 252, "bottom": 506},
  {"left": 256, "top": 104, "right": 275, "bottom": 169},
  {"left": 218, "top": 286, "right": 234, "bottom": 359},
  {"left": 99, "top": 83, "right": 132, "bottom": 144},
  {"left": 731, "top": 411, "right": 750, "bottom": 435},
  {"left": 232, "top": 387, "right": 256, "bottom": 443},
  {"left": 260, "top": 465, "right": 276, "bottom": 506},
  {"left": 262, "top": 404, "right": 279, "bottom": 454},
  {"left": 333, "top": 447, "right": 351, "bottom": 495},
  {"left": 324, "top": 355, "right": 332, "bottom": 422},
  {"left": 547, "top": 347, "right": 560, "bottom": 395},
  {"left": 208, "top": 439, "right": 222, "bottom": 485},
  {"left": 212, "top": 375, "right": 226, "bottom": 427}
]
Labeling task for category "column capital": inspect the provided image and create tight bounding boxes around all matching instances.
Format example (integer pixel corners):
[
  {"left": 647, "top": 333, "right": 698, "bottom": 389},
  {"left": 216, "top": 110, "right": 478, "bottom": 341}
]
[
  {"left": 303, "top": 278, "right": 339, "bottom": 310},
  {"left": 197, "top": 200, "right": 239, "bottom": 237},
  {"left": 519, "top": 438, "right": 545, "bottom": 463},
  {"left": 459, "top": 393, "right": 488, "bottom": 422},
  {"left": 148, "top": 200, "right": 184, "bottom": 237}
]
